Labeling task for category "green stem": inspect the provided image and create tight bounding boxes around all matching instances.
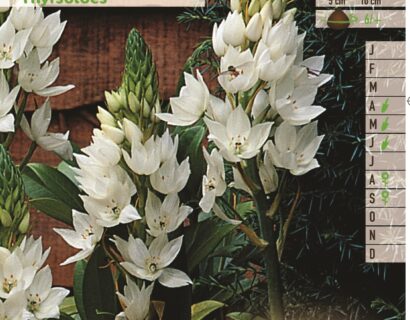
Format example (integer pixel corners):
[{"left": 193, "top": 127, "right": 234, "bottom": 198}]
[
  {"left": 19, "top": 142, "right": 37, "bottom": 170},
  {"left": 254, "top": 191, "right": 284, "bottom": 320}
]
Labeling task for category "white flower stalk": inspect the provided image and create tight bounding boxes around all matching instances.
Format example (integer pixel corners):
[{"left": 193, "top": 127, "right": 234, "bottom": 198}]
[
  {"left": 18, "top": 50, "right": 74, "bottom": 97},
  {"left": 0, "top": 73, "right": 20, "bottom": 133},
  {"left": 218, "top": 46, "right": 259, "bottom": 94},
  {"left": 20, "top": 99, "right": 73, "bottom": 160},
  {"left": 199, "top": 148, "right": 226, "bottom": 213},
  {"left": 275, "top": 85, "right": 325, "bottom": 126},
  {"left": 146, "top": 192, "right": 192, "bottom": 237},
  {"left": 123, "top": 135, "right": 160, "bottom": 176},
  {"left": 150, "top": 156, "right": 190, "bottom": 195},
  {"left": 82, "top": 179, "right": 140, "bottom": 228},
  {"left": 258, "top": 150, "right": 279, "bottom": 194},
  {"left": 113, "top": 234, "right": 192, "bottom": 288},
  {"left": 212, "top": 21, "right": 228, "bottom": 57},
  {"left": 245, "top": 13, "right": 263, "bottom": 42},
  {"left": 16, "top": 236, "right": 50, "bottom": 270},
  {"left": 0, "top": 18, "right": 31, "bottom": 69},
  {"left": 0, "top": 251, "right": 36, "bottom": 299},
  {"left": 223, "top": 11, "right": 246, "bottom": 47},
  {"left": 265, "top": 121, "right": 324, "bottom": 175},
  {"left": 0, "top": 291, "right": 27, "bottom": 320},
  {"left": 10, "top": 6, "right": 43, "bottom": 31},
  {"left": 28, "top": 10, "right": 66, "bottom": 62},
  {"left": 25, "top": 266, "right": 69, "bottom": 319},
  {"left": 54, "top": 210, "right": 103, "bottom": 265},
  {"left": 204, "top": 106, "right": 273, "bottom": 162},
  {"left": 116, "top": 277, "right": 154, "bottom": 320},
  {"left": 156, "top": 71, "right": 210, "bottom": 126}
]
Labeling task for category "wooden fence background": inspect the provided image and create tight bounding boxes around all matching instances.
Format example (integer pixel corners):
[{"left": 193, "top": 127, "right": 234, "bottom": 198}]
[{"left": 10, "top": 8, "right": 210, "bottom": 287}]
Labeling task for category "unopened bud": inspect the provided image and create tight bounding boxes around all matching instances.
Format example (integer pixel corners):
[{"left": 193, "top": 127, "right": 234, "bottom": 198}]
[
  {"left": 248, "top": 0, "right": 260, "bottom": 16},
  {"left": 0, "top": 208, "right": 12, "bottom": 227},
  {"left": 101, "top": 124, "right": 125, "bottom": 144},
  {"left": 105, "top": 91, "right": 121, "bottom": 112},
  {"left": 97, "top": 107, "right": 116, "bottom": 127},
  {"left": 260, "top": 1, "right": 273, "bottom": 23},
  {"left": 230, "top": 0, "right": 241, "bottom": 12},
  {"left": 246, "top": 13, "right": 263, "bottom": 42},
  {"left": 18, "top": 212, "right": 30, "bottom": 234},
  {"left": 272, "top": 0, "right": 283, "bottom": 19}
]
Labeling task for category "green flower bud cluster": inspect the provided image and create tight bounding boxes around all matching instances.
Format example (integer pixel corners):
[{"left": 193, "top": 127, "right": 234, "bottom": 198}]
[
  {"left": 0, "top": 145, "right": 30, "bottom": 248},
  {"left": 106, "top": 28, "right": 161, "bottom": 132}
]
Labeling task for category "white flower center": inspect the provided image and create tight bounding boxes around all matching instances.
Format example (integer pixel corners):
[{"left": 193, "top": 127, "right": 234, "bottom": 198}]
[
  {"left": 28, "top": 293, "right": 42, "bottom": 312},
  {"left": 231, "top": 135, "right": 247, "bottom": 154},
  {"left": 227, "top": 65, "right": 243, "bottom": 80},
  {"left": 106, "top": 199, "right": 121, "bottom": 218},
  {"left": 153, "top": 216, "right": 169, "bottom": 231},
  {"left": 2, "top": 275, "right": 17, "bottom": 293},
  {"left": 145, "top": 256, "right": 161, "bottom": 274},
  {"left": 0, "top": 43, "right": 12, "bottom": 61},
  {"left": 205, "top": 177, "right": 217, "bottom": 191},
  {"left": 27, "top": 72, "right": 38, "bottom": 83},
  {"left": 81, "top": 225, "right": 95, "bottom": 240}
]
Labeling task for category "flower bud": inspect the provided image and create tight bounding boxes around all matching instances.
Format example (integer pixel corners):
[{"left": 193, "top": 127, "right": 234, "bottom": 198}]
[
  {"left": 0, "top": 208, "right": 12, "bottom": 227},
  {"left": 272, "top": 0, "right": 283, "bottom": 19},
  {"left": 212, "top": 22, "right": 228, "bottom": 57},
  {"left": 246, "top": 13, "right": 263, "bottom": 42},
  {"left": 259, "top": 0, "right": 269, "bottom": 6},
  {"left": 123, "top": 119, "right": 143, "bottom": 143},
  {"left": 223, "top": 11, "right": 246, "bottom": 47},
  {"left": 101, "top": 124, "right": 125, "bottom": 144},
  {"left": 97, "top": 106, "right": 116, "bottom": 127},
  {"left": 105, "top": 91, "right": 121, "bottom": 113},
  {"left": 230, "top": 0, "right": 242, "bottom": 12},
  {"left": 248, "top": 0, "right": 260, "bottom": 16},
  {"left": 260, "top": 1, "right": 273, "bottom": 23},
  {"left": 18, "top": 212, "right": 30, "bottom": 234}
]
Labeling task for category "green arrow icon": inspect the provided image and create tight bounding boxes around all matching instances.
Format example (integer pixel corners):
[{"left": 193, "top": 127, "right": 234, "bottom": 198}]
[
  {"left": 381, "top": 136, "right": 390, "bottom": 151},
  {"left": 381, "top": 117, "right": 389, "bottom": 132},
  {"left": 381, "top": 98, "right": 390, "bottom": 113}
]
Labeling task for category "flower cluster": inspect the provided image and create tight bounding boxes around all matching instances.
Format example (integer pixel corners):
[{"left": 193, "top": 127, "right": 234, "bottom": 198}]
[
  {"left": 159, "top": 0, "right": 332, "bottom": 202},
  {"left": 55, "top": 29, "right": 193, "bottom": 320},
  {"left": 0, "top": 236, "right": 68, "bottom": 320},
  {"left": 0, "top": 5, "right": 74, "bottom": 159}
]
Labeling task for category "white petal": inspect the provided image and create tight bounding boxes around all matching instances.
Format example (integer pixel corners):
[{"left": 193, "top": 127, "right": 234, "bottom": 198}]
[{"left": 158, "top": 268, "right": 192, "bottom": 288}]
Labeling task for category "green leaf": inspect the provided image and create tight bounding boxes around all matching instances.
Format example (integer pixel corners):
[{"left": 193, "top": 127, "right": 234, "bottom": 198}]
[
  {"left": 58, "top": 161, "right": 80, "bottom": 187},
  {"left": 29, "top": 198, "right": 73, "bottom": 225},
  {"left": 60, "top": 313, "right": 77, "bottom": 320},
  {"left": 176, "top": 125, "right": 207, "bottom": 197},
  {"left": 74, "top": 246, "right": 118, "bottom": 320},
  {"left": 191, "top": 300, "right": 225, "bottom": 320},
  {"left": 23, "top": 163, "right": 83, "bottom": 225},
  {"left": 185, "top": 219, "right": 237, "bottom": 273},
  {"left": 60, "top": 296, "right": 78, "bottom": 315},
  {"left": 227, "top": 312, "right": 265, "bottom": 320}
]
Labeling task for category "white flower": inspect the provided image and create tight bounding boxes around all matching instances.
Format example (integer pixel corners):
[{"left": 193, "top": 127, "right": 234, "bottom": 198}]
[
  {"left": 265, "top": 121, "right": 323, "bottom": 175},
  {"left": 113, "top": 234, "right": 192, "bottom": 288},
  {"left": 258, "top": 149, "right": 279, "bottom": 194},
  {"left": 146, "top": 192, "right": 192, "bottom": 237},
  {"left": 99, "top": 118, "right": 124, "bottom": 145},
  {"left": 212, "top": 21, "right": 228, "bottom": 57},
  {"left": 206, "top": 96, "right": 232, "bottom": 125},
  {"left": 20, "top": 99, "right": 73, "bottom": 160},
  {"left": 230, "top": 167, "right": 252, "bottom": 194},
  {"left": 0, "top": 73, "right": 20, "bottom": 133},
  {"left": 246, "top": 13, "right": 263, "bottom": 42},
  {"left": 54, "top": 210, "right": 103, "bottom": 265},
  {"left": 204, "top": 106, "right": 273, "bottom": 162},
  {"left": 255, "top": 42, "right": 296, "bottom": 82},
  {"left": 260, "top": 1, "right": 273, "bottom": 23},
  {"left": 123, "top": 135, "right": 160, "bottom": 175},
  {"left": 156, "top": 129, "right": 178, "bottom": 164},
  {"left": 116, "top": 277, "right": 154, "bottom": 320},
  {"left": 25, "top": 266, "right": 69, "bottom": 319},
  {"left": 199, "top": 148, "right": 226, "bottom": 213},
  {"left": 0, "top": 18, "right": 31, "bottom": 69},
  {"left": 156, "top": 71, "right": 210, "bottom": 126},
  {"left": 0, "top": 251, "right": 36, "bottom": 299},
  {"left": 122, "top": 119, "right": 143, "bottom": 144},
  {"left": 0, "top": 291, "right": 27, "bottom": 320},
  {"left": 16, "top": 236, "right": 50, "bottom": 270},
  {"left": 82, "top": 180, "right": 140, "bottom": 228},
  {"left": 10, "top": 6, "right": 43, "bottom": 31},
  {"left": 212, "top": 204, "right": 241, "bottom": 225},
  {"left": 251, "top": 89, "right": 270, "bottom": 121},
  {"left": 28, "top": 10, "right": 66, "bottom": 62},
  {"left": 218, "top": 46, "right": 259, "bottom": 94},
  {"left": 223, "top": 11, "right": 246, "bottom": 47},
  {"left": 275, "top": 85, "right": 325, "bottom": 126},
  {"left": 18, "top": 50, "right": 74, "bottom": 97},
  {"left": 150, "top": 156, "right": 190, "bottom": 195},
  {"left": 296, "top": 56, "right": 333, "bottom": 88}
]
